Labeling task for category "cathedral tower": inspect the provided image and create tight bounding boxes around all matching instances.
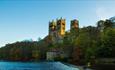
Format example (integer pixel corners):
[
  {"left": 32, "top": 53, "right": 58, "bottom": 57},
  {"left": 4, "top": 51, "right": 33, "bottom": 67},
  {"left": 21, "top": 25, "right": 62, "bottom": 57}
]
[
  {"left": 56, "top": 18, "right": 66, "bottom": 36},
  {"left": 49, "top": 20, "right": 56, "bottom": 37},
  {"left": 70, "top": 19, "right": 79, "bottom": 32}
]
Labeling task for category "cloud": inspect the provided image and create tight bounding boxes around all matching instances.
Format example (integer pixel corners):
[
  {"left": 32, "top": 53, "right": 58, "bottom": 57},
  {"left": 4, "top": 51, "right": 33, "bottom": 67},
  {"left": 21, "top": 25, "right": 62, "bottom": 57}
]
[{"left": 96, "top": 7, "right": 115, "bottom": 20}]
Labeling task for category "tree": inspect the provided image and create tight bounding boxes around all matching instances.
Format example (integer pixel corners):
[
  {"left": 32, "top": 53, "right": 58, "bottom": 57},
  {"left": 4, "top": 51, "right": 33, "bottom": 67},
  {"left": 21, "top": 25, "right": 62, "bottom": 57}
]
[
  {"left": 97, "top": 28, "right": 115, "bottom": 58},
  {"left": 72, "top": 26, "right": 99, "bottom": 64},
  {"left": 104, "top": 20, "right": 113, "bottom": 28}
]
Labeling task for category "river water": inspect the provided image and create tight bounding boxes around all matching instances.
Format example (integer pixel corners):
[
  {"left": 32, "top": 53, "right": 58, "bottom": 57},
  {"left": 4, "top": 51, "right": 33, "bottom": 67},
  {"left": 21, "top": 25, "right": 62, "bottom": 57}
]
[{"left": 0, "top": 62, "right": 80, "bottom": 70}]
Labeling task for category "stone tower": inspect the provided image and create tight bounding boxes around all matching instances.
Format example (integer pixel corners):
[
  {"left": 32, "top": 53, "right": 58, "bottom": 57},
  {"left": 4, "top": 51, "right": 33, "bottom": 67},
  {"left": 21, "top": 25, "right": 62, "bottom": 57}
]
[
  {"left": 70, "top": 19, "right": 79, "bottom": 32},
  {"left": 56, "top": 18, "right": 66, "bottom": 37},
  {"left": 48, "top": 18, "right": 66, "bottom": 43},
  {"left": 49, "top": 20, "right": 56, "bottom": 37}
]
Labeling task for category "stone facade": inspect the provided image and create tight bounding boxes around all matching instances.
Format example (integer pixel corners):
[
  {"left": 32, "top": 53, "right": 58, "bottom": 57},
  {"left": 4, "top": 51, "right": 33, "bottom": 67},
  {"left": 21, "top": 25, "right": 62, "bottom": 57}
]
[
  {"left": 70, "top": 19, "right": 79, "bottom": 33},
  {"left": 48, "top": 18, "right": 79, "bottom": 43},
  {"left": 49, "top": 18, "right": 66, "bottom": 43},
  {"left": 97, "top": 19, "right": 115, "bottom": 32},
  {"left": 46, "top": 51, "right": 58, "bottom": 61}
]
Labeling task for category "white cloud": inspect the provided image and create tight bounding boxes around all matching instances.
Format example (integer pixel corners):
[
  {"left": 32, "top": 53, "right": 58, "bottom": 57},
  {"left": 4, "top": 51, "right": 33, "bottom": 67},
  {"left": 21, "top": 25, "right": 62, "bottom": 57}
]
[{"left": 96, "top": 7, "right": 115, "bottom": 20}]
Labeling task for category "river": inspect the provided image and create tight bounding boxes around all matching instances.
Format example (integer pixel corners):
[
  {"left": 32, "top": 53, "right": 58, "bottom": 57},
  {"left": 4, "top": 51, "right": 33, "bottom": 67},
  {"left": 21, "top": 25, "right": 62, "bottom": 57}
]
[{"left": 0, "top": 62, "right": 80, "bottom": 70}]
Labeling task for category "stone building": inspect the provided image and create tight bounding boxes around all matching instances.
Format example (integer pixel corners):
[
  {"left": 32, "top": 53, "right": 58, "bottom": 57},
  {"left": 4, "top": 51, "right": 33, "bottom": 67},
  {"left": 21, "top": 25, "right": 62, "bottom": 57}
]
[
  {"left": 48, "top": 18, "right": 66, "bottom": 43},
  {"left": 109, "top": 16, "right": 115, "bottom": 28},
  {"left": 97, "top": 17, "right": 115, "bottom": 32},
  {"left": 46, "top": 18, "right": 79, "bottom": 60},
  {"left": 48, "top": 18, "right": 79, "bottom": 44},
  {"left": 49, "top": 20, "right": 57, "bottom": 42},
  {"left": 46, "top": 50, "right": 60, "bottom": 61},
  {"left": 70, "top": 19, "right": 79, "bottom": 33}
]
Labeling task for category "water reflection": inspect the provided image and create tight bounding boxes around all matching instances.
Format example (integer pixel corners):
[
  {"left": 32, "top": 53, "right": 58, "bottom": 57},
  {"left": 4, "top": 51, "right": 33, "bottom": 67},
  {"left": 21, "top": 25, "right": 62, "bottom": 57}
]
[{"left": 0, "top": 62, "right": 79, "bottom": 70}]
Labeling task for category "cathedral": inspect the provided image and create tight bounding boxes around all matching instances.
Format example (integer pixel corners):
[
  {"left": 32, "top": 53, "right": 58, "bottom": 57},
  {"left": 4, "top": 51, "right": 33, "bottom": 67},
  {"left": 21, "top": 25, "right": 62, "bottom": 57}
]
[
  {"left": 46, "top": 18, "right": 79, "bottom": 60},
  {"left": 48, "top": 18, "right": 79, "bottom": 43}
]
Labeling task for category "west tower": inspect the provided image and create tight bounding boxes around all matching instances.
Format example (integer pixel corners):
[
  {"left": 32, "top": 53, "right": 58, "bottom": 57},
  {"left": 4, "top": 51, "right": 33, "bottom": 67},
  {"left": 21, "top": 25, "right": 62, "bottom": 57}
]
[
  {"left": 49, "top": 20, "right": 56, "bottom": 37},
  {"left": 56, "top": 18, "right": 66, "bottom": 37}
]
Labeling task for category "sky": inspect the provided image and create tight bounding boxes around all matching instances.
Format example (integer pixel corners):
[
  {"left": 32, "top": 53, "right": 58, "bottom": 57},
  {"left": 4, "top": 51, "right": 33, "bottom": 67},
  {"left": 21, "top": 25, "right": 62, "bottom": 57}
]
[{"left": 0, "top": 0, "right": 115, "bottom": 47}]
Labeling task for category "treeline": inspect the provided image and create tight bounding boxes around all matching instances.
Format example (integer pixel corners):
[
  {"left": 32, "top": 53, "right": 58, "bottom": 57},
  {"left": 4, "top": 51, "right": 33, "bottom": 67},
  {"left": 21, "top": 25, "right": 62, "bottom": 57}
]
[
  {"left": 0, "top": 39, "right": 50, "bottom": 61},
  {"left": 0, "top": 41, "right": 39, "bottom": 61},
  {"left": 0, "top": 19, "right": 115, "bottom": 65}
]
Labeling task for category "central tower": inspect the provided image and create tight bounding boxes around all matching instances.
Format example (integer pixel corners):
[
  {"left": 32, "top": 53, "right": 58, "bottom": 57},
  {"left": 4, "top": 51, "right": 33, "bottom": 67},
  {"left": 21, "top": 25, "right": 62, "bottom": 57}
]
[{"left": 70, "top": 19, "right": 79, "bottom": 32}]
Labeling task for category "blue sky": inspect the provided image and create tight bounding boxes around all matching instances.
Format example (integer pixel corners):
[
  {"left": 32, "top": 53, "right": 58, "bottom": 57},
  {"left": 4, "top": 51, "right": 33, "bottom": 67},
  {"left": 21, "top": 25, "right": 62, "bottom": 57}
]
[{"left": 0, "top": 0, "right": 115, "bottom": 47}]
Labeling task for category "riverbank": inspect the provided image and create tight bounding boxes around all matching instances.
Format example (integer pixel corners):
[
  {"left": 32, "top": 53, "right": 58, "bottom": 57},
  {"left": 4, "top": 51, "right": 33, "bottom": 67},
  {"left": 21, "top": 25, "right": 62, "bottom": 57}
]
[{"left": 90, "top": 64, "right": 115, "bottom": 70}]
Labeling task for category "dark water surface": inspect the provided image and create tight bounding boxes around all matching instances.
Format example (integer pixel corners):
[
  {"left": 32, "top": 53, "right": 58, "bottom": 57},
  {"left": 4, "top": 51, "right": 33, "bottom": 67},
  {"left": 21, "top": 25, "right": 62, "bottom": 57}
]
[{"left": 0, "top": 62, "right": 79, "bottom": 70}]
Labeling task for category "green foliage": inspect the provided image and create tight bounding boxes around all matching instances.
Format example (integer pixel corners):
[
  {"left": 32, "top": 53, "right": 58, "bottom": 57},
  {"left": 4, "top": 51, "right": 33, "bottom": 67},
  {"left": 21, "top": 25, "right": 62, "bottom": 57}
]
[
  {"left": 96, "top": 28, "right": 115, "bottom": 58},
  {"left": 0, "top": 41, "right": 42, "bottom": 61},
  {"left": 72, "top": 26, "right": 99, "bottom": 63}
]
